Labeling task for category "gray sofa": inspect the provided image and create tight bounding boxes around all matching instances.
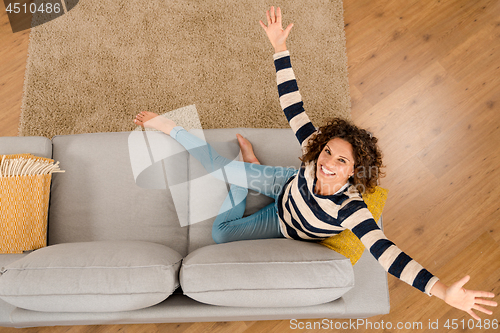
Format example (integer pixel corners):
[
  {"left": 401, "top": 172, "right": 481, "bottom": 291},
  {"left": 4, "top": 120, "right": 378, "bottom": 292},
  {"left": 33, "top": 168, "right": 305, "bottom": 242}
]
[{"left": 0, "top": 129, "right": 389, "bottom": 328}]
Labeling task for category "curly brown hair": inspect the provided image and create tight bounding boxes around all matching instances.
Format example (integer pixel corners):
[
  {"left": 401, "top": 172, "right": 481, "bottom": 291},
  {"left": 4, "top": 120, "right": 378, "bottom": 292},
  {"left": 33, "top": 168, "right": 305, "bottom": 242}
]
[{"left": 300, "top": 118, "right": 385, "bottom": 194}]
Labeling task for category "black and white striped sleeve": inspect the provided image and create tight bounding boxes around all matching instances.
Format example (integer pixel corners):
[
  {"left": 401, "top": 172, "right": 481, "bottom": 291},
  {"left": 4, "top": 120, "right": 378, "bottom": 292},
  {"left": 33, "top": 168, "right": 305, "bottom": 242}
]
[
  {"left": 273, "top": 51, "right": 317, "bottom": 150},
  {"left": 339, "top": 198, "right": 440, "bottom": 295}
]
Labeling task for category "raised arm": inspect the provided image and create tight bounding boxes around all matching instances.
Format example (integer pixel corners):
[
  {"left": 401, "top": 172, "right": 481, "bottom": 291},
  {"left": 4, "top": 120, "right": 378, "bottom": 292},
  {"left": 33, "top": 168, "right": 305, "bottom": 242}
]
[{"left": 260, "top": 7, "right": 316, "bottom": 150}]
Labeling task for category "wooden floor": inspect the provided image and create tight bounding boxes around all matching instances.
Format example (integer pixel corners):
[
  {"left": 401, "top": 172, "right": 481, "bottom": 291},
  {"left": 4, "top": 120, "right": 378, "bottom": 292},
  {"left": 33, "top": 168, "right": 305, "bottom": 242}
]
[{"left": 1, "top": 0, "right": 499, "bottom": 332}]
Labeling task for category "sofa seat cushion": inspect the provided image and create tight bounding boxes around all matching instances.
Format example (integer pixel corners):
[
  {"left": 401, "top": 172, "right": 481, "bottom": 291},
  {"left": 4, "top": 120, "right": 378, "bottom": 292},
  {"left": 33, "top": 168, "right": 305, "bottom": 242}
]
[
  {"left": 180, "top": 239, "right": 354, "bottom": 308},
  {"left": 0, "top": 241, "right": 182, "bottom": 313}
]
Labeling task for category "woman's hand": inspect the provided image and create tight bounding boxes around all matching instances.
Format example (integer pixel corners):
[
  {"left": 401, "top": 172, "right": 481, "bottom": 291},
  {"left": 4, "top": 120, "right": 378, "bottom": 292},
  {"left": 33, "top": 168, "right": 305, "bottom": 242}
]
[
  {"left": 430, "top": 276, "right": 497, "bottom": 321},
  {"left": 259, "top": 6, "right": 293, "bottom": 53}
]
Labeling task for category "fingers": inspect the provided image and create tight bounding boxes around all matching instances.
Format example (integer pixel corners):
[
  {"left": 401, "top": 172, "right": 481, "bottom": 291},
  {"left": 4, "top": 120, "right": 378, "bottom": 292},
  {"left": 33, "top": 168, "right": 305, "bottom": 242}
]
[
  {"left": 284, "top": 23, "right": 294, "bottom": 37},
  {"left": 474, "top": 295, "right": 498, "bottom": 307},
  {"left": 467, "top": 309, "right": 481, "bottom": 321},
  {"left": 473, "top": 304, "right": 494, "bottom": 315},
  {"left": 266, "top": 6, "right": 281, "bottom": 25},
  {"left": 455, "top": 275, "right": 471, "bottom": 289},
  {"left": 469, "top": 288, "right": 497, "bottom": 319},
  {"left": 261, "top": 6, "right": 293, "bottom": 35},
  {"left": 259, "top": 20, "right": 267, "bottom": 31},
  {"left": 469, "top": 287, "right": 497, "bottom": 308},
  {"left": 472, "top": 290, "right": 497, "bottom": 299}
]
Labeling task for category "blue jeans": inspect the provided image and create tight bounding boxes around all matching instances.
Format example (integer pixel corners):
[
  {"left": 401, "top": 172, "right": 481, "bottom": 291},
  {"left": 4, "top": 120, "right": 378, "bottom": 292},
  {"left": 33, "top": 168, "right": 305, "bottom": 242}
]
[{"left": 171, "top": 127, "right": 298, "bottom": 243}]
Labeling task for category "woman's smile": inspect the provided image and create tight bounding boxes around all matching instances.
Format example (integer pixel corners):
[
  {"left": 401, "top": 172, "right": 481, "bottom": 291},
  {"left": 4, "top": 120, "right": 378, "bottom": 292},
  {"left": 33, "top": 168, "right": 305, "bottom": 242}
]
[{"left": 320, "top": 164, "right": 336, "bottom": 177}]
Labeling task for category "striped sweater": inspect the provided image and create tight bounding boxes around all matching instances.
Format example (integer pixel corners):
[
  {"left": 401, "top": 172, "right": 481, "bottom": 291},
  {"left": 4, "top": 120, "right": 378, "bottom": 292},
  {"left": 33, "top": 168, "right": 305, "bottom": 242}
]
[{"left": 273, "top": 50, "right": 439, "bottom": 295}]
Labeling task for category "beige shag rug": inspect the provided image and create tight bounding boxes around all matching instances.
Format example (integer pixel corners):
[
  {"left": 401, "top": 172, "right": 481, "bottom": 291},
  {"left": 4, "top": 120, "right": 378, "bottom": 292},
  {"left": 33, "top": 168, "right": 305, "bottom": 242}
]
[{"left": 20, "top": 0, "right": 351, "bottom": 138}]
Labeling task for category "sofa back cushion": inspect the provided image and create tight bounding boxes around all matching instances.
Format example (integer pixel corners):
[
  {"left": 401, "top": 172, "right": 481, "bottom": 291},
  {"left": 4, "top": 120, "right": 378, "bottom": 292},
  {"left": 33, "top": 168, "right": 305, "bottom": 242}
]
[{"left": 49, "top": 132, "right": 189, "bottom": 256}]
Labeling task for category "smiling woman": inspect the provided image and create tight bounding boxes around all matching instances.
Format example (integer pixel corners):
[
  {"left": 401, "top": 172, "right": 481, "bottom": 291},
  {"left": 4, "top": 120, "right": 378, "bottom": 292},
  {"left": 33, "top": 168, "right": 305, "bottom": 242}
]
[
  {"left": 132, "top": 5, "right": 497, "bottom": 322},
  {"left": 301, "top": 118, "right": 385, "bottom": 196},
  {"left": 259, "top": 5, "right": 497, "bottom": 321},
  {"left": 134, "top": 6, "right": 440, "bottom": 298}
]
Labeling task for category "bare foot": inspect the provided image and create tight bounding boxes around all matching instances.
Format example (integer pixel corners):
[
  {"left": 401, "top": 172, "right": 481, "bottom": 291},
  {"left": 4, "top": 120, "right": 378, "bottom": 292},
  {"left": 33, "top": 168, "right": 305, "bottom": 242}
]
[
  {"left": 134, "top": 111, "right": 177, "bottom": 135},
  {"left": 236, "top": 134, "right": 261, "bottom": 165}
]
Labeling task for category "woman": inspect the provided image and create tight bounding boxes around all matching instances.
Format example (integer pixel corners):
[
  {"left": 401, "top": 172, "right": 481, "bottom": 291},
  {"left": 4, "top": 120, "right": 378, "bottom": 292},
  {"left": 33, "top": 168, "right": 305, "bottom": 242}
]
[{"left": 133, "top": 6, "right": 496, "bottom": 320}]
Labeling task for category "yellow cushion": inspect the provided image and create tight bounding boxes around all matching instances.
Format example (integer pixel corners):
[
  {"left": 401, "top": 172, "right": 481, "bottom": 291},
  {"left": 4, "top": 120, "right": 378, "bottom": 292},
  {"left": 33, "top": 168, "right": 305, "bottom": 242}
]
[
  {"left": 0, "top": 154, "right": 62, "bottom": 254},
  {"left": 318, "top": 186, "right": 389, "bottom": 265}
]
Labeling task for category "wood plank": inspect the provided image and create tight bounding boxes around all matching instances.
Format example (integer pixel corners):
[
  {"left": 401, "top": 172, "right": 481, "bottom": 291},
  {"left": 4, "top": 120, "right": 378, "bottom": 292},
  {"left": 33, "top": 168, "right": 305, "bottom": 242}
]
[
  {"left": 395, "top": 0, "right": 500, "bottom": 59},
  {"left": 0, "top": 0, "right": 30, "bottom": 137},
  {"left": 417, "top": 98, "right": 500, "bottom": 180},
  {"left": 386, "top": 231, "right": 500, "bottom": 332}
]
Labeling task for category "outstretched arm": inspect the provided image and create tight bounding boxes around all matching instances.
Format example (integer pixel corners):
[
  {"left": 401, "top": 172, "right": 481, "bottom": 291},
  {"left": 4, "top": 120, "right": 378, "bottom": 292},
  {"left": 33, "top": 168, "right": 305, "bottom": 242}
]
[
  {"left": 344, "top": 204, "right": 497, "bottom": 320},
  {"left": 260, "top": 7, "right": 316, "bottom": 150}
]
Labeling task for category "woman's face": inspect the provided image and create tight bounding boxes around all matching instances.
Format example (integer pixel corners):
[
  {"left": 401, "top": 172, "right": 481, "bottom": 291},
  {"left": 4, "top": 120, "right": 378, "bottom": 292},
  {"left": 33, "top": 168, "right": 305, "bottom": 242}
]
[{"left": 315, "top": 137, "right": 355, "bottom": 195}]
